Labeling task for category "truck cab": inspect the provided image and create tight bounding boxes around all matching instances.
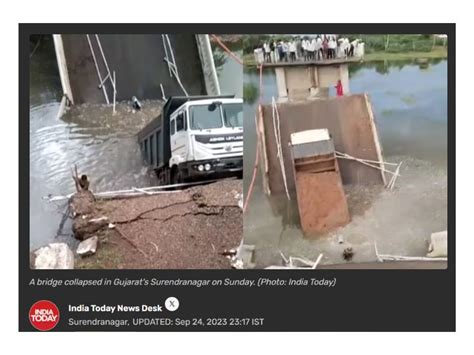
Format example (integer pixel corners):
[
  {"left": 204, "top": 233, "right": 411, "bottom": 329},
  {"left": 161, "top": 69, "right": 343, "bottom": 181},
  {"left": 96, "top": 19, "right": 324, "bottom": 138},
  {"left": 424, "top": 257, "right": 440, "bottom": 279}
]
[{"left": 168, "top": 97, "right": 243, "bottom": 183}]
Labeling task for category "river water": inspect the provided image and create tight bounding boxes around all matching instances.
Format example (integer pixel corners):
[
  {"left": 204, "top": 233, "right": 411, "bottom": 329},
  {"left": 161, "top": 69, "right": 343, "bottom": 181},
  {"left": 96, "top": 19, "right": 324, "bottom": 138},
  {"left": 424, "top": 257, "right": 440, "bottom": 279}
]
[
  {"left": 243, "top": 59, "right": 448, "bottom": 267},
  {"left": 29, "top": 36, "right": 241, "bottom": 250}
]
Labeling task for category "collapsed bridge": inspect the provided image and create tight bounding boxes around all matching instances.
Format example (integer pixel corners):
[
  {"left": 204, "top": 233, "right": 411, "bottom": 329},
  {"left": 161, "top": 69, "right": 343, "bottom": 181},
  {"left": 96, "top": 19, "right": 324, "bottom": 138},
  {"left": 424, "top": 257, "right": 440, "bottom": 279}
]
[{"left": 53, "top": 34, "right": 221, "bottom": 106}]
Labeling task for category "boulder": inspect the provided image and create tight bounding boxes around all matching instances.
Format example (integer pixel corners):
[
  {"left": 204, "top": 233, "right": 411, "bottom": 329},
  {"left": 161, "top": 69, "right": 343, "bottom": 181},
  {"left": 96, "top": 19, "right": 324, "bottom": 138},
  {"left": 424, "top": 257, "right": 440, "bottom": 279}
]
[
  {"left": 77, "top": 236, "right": 98, "bottom": 257},
  {"left": 33, "top": 243, "right": 74, "bottom": 269}
]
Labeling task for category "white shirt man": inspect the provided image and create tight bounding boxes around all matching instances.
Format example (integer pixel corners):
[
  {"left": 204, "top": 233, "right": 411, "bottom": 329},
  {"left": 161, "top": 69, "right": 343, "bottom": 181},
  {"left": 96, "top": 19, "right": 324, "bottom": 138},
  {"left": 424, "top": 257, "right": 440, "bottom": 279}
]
[
  {"left": 289, "top": 41, "right": 296, "bottom": 53},
  {"left": 264, "top": 42, "right": 271, "bottom": 53},
  {"left": 316, "top": 37, "right": 322, "bottom": 49},
  {"left": 355, "top": 42, "right": 365, "bottom": 57},
  {"left": 303, "top": 40, "right": 308, "bottom": 51}
]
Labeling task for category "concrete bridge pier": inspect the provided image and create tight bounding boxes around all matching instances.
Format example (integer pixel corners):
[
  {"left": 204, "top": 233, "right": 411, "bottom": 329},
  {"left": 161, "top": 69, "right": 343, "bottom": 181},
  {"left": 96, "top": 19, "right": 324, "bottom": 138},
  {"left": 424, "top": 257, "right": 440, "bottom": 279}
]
[{"left": 270, "top": 58, "right": 361, "bottom": 102}]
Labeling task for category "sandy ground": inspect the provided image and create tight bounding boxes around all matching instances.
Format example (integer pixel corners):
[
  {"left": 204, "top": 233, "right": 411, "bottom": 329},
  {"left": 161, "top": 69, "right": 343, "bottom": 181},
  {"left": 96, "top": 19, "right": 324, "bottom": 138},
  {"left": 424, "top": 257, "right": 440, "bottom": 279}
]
[
  {"left": 244, "top": 156, "right": 447, "bottom": 268},
  {"left": 73, "top": 179, "right": 243, "bottom": 269}
]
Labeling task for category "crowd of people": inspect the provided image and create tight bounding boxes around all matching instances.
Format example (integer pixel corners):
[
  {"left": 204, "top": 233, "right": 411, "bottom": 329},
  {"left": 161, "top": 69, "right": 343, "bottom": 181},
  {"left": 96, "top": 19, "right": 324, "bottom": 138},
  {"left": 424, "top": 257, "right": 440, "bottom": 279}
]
[{"left": 255, "top": 35, "right": 365, "bottom": 64}]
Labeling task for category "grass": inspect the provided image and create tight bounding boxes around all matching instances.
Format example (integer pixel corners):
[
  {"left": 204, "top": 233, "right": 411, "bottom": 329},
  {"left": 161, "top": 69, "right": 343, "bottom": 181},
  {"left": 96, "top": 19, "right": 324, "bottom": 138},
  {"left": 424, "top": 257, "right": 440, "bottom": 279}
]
[
  {"left": 243, "top": 53, "right": 256, "bottom": 66},
  {"left": 75, "top": 233, "right": 122, "bottom": 269},
  {"left": 243, "top": 83, "right": 259, "bottom": 104},
  {"left": 363, "top": 46, "right": 447, "bottom": 61}
]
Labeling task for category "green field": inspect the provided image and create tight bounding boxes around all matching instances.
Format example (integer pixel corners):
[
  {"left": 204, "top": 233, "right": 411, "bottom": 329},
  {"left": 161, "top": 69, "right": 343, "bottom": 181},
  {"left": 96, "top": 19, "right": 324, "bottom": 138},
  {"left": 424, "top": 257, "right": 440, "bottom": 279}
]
[{"left": 363, "top": 46, "right": 447, "bottom": 61}]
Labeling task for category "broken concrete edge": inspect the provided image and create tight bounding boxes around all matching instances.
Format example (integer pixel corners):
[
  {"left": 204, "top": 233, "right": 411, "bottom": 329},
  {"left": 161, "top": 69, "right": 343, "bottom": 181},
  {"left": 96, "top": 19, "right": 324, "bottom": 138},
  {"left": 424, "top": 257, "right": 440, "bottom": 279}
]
[{"left": 363, "top": 93, "right": 387, "bottom": 185}]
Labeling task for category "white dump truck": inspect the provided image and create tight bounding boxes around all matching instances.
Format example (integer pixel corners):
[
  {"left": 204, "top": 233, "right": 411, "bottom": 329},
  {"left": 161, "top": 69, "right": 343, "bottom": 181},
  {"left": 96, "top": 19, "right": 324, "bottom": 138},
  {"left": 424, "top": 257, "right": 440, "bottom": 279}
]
[{"left": 138, "top": 95, "right": 243, "bottom": 185}]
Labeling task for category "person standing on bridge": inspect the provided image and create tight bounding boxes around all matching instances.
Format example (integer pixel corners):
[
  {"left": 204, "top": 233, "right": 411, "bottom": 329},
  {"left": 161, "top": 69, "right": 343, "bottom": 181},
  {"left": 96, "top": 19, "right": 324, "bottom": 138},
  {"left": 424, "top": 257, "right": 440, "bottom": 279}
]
[
  {"left": 328, "top": 36, "right": 337, "bottom": 59},
  {"left": 282, "top": 41, "right": 289, "bottom": 62},
  {"left": 302, "top": 38, "right": 309, "bottom": 61},
  {"left": 315, "top": 36, "right": 322, "bottom": 60},
  {"left": 303, "top": 38, "right": 311, "bottom": 60},
  {"left": 322, "top": 35, "right": 329, "bottom": 59},
  {"left": 289, "top": 40, "right": 297, "bottom": 61},
  {"left": 277, "top": 41, "right": 284, "bottom": 62},
  {"left": 296, "top": 38, "right": 303, "bottom": 61},
  {"left": 309, "top": 37, "right": 317, "bottom": 60},
  {"left": 348, "top": 39, "right": 358, "bottom": 57},
  {"left": 270, "top": 41, "right": 276, "bottom": 63},
  {"left": 263, "top": 42, "right": 271, "bottom": 63}
]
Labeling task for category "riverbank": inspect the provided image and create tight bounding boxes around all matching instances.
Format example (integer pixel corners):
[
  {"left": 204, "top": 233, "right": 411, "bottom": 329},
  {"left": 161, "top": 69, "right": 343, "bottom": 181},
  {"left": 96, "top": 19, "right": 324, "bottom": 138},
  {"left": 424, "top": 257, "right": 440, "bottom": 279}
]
[
  {"left": 242, "top": 46, "right": 447, "bottom": 67},
  {"left": 363, "top": 46, "right": 447, "bottom": 61}
]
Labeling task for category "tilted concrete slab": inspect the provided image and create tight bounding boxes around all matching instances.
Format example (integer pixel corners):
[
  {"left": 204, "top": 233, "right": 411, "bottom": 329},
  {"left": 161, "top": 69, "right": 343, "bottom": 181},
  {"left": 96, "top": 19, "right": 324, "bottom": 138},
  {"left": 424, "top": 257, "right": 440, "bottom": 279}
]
[
  {"left": 260, "top": 93, "right": 385, "bottom": 196},
  {"left": 60, "top": 34, "right": 207, "bottom": 104}
]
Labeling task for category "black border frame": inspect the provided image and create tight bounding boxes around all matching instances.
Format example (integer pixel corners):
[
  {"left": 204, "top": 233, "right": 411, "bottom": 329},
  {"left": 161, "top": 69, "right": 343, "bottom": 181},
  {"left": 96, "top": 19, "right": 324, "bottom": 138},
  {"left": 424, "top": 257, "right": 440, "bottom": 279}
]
[{"left": 19, "top": 24, "right": 455, "bottom": 331}]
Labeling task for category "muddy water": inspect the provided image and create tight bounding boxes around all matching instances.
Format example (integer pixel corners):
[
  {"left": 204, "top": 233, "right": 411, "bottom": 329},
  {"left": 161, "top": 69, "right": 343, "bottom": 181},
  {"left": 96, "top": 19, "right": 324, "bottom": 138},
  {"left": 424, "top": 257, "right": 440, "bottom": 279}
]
[
  {"left": 243, "top": 59, "right": 448, "bottom": 267},
  {"left": 30, "top": 37, "right": 162, "bottom": 249},
  {"left": 213, "top": 45, "right": 243, "bottom": 98}
]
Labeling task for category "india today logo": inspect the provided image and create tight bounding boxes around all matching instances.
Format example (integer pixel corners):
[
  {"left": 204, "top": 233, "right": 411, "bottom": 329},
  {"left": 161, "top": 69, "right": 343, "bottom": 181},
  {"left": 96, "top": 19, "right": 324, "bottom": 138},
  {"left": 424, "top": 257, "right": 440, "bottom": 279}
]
[{"left": 29, "top": 300, "right": 60, "bottom": 331}]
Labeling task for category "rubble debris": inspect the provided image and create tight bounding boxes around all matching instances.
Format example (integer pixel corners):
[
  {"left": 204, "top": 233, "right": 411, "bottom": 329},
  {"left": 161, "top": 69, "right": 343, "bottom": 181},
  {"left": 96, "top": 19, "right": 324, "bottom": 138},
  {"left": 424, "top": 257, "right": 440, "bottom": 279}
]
[
  {"left": 231, "top": 242, "right": 255, "bottom": 269},
  {"left": 231, "top": 258, "right": 244, "bottom": 269},
  {"left": 132, "top": 96, "right": 142, "bottom": 110},
  {"left": 76, "top": 236, "right": 98, "bottom": 257},
  {"left": 235, "top": 192, "right": 243, "bottom": 210},
  {"left": 343, "top": 247, "right": 354, "bottom": 261},
  {"left": 427, "top": 230, "right": 447, "bottom": 258},
  {"left": 265, "top": 252, "right": 323, "bottom": 269},
  {"left": 31, "top": 243, "right": 74, "bottom": 269}
]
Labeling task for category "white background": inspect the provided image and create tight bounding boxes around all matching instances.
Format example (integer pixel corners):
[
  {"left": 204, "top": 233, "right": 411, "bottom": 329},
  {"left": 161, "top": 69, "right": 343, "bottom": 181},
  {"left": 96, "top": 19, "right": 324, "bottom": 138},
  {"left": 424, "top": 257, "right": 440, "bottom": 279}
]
[{"left": 1, "top": 0, "right": 472, "bottom": 353}]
